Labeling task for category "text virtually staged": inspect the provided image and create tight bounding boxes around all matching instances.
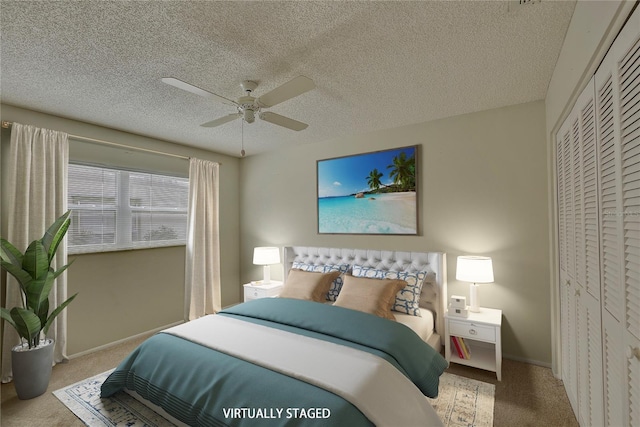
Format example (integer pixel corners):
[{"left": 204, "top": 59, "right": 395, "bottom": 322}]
[{"left": 222, "top": 407, "right": 332, "bottom": 420}]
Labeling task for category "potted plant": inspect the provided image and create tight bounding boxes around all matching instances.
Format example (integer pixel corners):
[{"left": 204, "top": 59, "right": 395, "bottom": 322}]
[{"left": 0, "top": 210, "right": 78, "bottom": 399}]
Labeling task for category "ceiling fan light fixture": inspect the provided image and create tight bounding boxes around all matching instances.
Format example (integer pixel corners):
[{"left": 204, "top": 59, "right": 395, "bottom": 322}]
[{"left": 243, "top": 108, "right": 255, "bottom": 123}]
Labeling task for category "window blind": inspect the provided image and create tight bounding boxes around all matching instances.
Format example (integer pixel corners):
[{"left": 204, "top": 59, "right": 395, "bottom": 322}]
[{"left": 68, "top": 164, "right": 188, "bottom": 253}]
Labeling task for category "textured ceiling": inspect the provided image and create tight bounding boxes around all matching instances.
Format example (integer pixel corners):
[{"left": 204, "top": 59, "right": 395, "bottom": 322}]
[{"left": 0, "top": 1, "right": 576, "bottom": 157}]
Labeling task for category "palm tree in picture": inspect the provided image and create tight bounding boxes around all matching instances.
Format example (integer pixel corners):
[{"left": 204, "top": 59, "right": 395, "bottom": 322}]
[
  {"left": 387, "top": 152, "right": 416, "bottom": 191},
  {"left": 366, "top": 168, "right": 384, "bottom": 192}
]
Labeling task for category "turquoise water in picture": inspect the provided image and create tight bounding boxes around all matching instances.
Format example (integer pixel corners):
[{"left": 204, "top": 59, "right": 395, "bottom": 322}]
[
  {"left": 318, "top": 192, "right": 416, "bottom": 234},
  {"left": 317, "top": 145, "right": 417, "bottom": 234}
]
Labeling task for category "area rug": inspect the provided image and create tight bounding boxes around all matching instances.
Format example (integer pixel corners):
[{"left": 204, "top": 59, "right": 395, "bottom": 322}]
[
  {"left": 428, "top": 372, "right": 495, "bottom": 427},
  {"left": 53, "top": 369, "right": 181, "bottom": 426},
  {"left": 54, "top": 370, "right": 494, "bottom": 426}
]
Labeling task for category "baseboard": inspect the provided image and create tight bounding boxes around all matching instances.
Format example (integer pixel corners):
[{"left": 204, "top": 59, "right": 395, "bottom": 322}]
[
  {"left": 503, "top": 353, "right": 552, "bottom": 369},
  {"left": 69, "top": 320, "right": 184, "bottom": 360}
]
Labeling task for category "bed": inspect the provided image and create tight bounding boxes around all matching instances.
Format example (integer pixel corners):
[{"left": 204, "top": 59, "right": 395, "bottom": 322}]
[
  {"left": 101, "top": 246, "right": 449, "bottom": 426},
  {"left": 282, "top": 246, "right": 447, "bottom": 351}
]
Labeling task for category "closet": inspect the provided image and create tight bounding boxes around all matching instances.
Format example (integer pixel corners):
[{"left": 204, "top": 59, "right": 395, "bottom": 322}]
[{"left": 556, "top": 5, "right": 639, "bottom": 426}]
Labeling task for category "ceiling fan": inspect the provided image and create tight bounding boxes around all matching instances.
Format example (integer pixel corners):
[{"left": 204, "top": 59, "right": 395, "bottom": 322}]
[{"left": 161, "top": 75, "right": 315, "bottom": 131}]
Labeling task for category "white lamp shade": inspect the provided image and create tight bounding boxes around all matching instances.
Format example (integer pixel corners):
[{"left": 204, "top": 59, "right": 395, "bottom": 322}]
[
  {"left": 456, "top": 256, "right": 494, "bottom": 283},
  {"left": 253, "top": 247, "right": 280, "bottom": 265}
]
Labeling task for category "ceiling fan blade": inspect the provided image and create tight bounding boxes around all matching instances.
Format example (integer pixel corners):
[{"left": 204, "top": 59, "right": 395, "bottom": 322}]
[
  {"left": 259, "top": 112, "right": 308, "bottom": 131},
  {"left": 256, "top": 76, "right": 315, "bottom": 108},
  {"left": 162, "top": 77, "right": 237, "bottom": 107},
  {"left": 200, "top": 113, "right": 241, "bottom": 128}
]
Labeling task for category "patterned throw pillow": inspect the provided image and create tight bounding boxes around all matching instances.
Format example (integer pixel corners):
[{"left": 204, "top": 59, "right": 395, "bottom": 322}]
[
  {"left": 291, "top": 262, "right": 351, "bottom": 301},
  {"left": 351, "top": 265, "right": 427, "bottom": 316}
]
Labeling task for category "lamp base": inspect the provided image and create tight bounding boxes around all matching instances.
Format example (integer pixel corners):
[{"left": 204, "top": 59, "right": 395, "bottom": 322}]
[
  {"left": 262, "top": 265, "right": 271, "bottom": 284},
  {"left": 469, "top": 283, "right": 480, "bottom": 312}
]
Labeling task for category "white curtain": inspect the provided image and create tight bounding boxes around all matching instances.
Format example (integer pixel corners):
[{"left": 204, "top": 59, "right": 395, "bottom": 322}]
[
  {"left": 2, "top": 123, "right": 69, "bottom": 382},
  {"left": 184, "top": 158, "right": 221, "bottom": 321}
]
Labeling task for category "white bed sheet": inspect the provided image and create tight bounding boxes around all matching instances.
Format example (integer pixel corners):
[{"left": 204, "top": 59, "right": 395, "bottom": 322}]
[
  {"left": 323, "top": 301, "right": 435, "bottom": 343},
  {"left": 395, "top": 308, "right": 435, "bottom": 342}
]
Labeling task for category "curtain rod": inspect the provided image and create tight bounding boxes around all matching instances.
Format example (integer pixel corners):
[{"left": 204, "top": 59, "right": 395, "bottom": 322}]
[{"left": 1, "top": 120, "right": 205, "bottom": 163}]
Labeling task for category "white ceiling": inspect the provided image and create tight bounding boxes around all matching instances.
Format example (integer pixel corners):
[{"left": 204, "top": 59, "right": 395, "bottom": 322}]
[{"left": 1, "top": 0, "right": 576, "bottom": 157}]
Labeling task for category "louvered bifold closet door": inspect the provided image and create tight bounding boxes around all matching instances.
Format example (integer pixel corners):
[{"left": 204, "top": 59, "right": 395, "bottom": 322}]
[
  {"left": 595, "top": 6, "right": 640, "bottom": 426},
  {"left": 557, "top": 117, "right": 579, "bottom": 415},
  {"left": 619, "top": 16, "right": 640, "bottom": 426},
  {"left": 596, "top": 52, "right": 628, "bottom": 427},
  {"left": 557, "top": 123, "right": 570, "bottom": 405},
  {"left": 580, "top": 89, "right": 605, "bottom": 427},
  {"left": 581, "top": 92, "right": 602, "bottom": 303},
  {"left": 556, "top": 77, "right": 604, "bottom": 426},
  {"left": 573, "top": 78, "right": 604, "bottom": 427}
]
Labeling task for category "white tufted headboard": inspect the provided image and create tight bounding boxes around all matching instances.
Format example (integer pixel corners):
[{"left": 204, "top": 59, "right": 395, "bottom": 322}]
[{"left": 283, "top": 246, "right": 447, "bottom": 348}]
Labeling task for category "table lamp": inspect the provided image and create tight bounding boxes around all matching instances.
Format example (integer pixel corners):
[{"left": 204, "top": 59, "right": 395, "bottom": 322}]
[
  {"left": 456, "top": 255, "right": 494, "bottom": 312},
  {"left": 253, "top": 247, "right": 280, "bottom": 284}
]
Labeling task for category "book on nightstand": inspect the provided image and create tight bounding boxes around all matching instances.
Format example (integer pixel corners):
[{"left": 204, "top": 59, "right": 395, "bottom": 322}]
[
  {"left": 459, "top": 337, "right": 471, "bottom": 359},
  {"left": 451, "top": 336, "right": 472, "bottom": 360},
  {"left": 452, "top": 336, "right": 465, "bottom": 359}
]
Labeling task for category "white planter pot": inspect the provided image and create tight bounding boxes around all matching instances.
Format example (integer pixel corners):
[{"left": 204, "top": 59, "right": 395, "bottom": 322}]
[{"left": 11, "top": 339, "right": 54, "bottom": 400}]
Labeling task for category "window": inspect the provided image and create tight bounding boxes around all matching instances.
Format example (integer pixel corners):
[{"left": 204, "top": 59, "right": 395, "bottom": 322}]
[{"left": 68, "top": 164, "right": 189, "bottom": 253}]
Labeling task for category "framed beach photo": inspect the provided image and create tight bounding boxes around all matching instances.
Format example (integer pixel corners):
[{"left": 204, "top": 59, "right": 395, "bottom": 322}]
[{"left": 317, "top": 145, "right": 418, "bottom": 235}]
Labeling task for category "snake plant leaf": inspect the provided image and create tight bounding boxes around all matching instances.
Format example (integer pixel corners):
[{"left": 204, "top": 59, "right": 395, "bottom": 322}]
[
  {"left": 35, "top": 297, "right": 49, "bottom": 327},
  {"left": 31, "top": 292, "right": 49, "bottom": 324},
  {"left": 0, "top": 259, "right": 32, "bottom": 291},
  {"left": 9, "top": 307, "right": 41, "bottom": 345},
  {"left": 50, "top": 260, "right": 74, "bottom": 280},
  {"left": 22, "top": 240, "right": 49, "bottom": 280},
  {"left": 41, "top": 210, "right": 71, "bottom": 263},
  {"left": 0, "top": 308, "right": 19, "bottom": 333},
  {"left": 42, "top": 293, "right": 78, "bottom": 335},
  {"left": 0, "top": 238, "right": 24, "bottom": 266},
  {"left": 0, "top": 239, "right": 31, "bottom": 289},
  {"left": 24, "top": 274, "right": 54, "bottom": 314}
]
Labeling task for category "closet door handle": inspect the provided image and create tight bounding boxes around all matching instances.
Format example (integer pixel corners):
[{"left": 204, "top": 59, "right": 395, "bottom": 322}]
[{"left": 628, "top": 346, "right": 640, "bottom": 361}]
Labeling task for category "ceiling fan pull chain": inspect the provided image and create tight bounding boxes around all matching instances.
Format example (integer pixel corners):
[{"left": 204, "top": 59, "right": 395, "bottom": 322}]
[{"left": 240, "top": 118, "right": 246, "bottom": 157}]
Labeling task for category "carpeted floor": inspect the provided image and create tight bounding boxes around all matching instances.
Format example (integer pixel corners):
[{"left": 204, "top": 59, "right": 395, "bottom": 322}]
[
  {"left": 447, "top": 360, "right": 579, "bottom": 427},
  {"left": 1, "top": 333, "right": 578, "bottom": 427}
]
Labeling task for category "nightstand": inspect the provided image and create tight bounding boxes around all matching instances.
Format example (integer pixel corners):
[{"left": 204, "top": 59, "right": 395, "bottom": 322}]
[
  {"left": 444, "top": 307, "right": 502, "bottom": 380},
  {"left": 243, "top": 281, "right": 283, "bottom": 302}
]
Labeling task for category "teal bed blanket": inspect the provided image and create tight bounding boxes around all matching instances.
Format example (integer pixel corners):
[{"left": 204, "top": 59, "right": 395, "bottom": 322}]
[{"left": 101, "top": 298, "right": 448, "bottom": 426}]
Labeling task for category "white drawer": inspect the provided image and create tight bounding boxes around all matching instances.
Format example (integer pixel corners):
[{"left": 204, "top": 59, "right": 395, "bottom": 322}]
[
  {"left": 244, "top": 286, "right": 281, "bottom": 300},
  {"left": 449, "top": 320, "right": 496, "bottom": 342}
]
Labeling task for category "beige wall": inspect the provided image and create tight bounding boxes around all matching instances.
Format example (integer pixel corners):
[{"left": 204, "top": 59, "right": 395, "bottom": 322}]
[
  {"left": 0, "top": 104, "right": 241, "bottom": 356},
  {"left": 67, "top": 247, "right": 185, "bottom": 355},
  {"left": 240, "top": 100, "right": 551, "bottom": 365}
]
